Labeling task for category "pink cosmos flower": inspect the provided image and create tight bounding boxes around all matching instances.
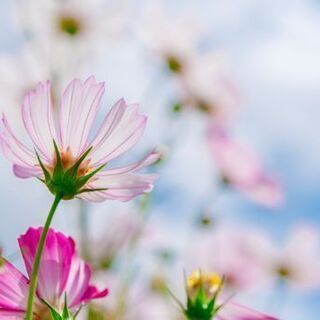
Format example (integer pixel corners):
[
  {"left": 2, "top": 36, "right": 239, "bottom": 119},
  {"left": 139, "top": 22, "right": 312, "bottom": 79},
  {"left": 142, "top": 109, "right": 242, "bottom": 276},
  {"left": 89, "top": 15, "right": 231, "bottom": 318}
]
[
  {"left": 179, "top": 53, "right": 240, "bottom": 122},
  {"left": 207, "top": 125, "right": 283, "bottom": 208},
  {"left": 0, "top": 227, "right": 108, "bottom": 319},
  {"left": 186, "top": 226, "right": 269, "bottom": 292},
  {"left": 254, "top": 224, "right": 320, "bottom": 291},
  {"left": 0, "top": 76, "right": 159, "bottom": 201}
]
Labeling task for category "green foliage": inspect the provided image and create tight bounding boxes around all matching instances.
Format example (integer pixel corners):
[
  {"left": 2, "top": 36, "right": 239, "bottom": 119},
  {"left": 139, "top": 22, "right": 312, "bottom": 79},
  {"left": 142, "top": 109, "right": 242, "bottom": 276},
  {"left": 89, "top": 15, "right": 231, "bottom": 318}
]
[{"left": 88, "top": 305, "right": 106, "bottom": 320}]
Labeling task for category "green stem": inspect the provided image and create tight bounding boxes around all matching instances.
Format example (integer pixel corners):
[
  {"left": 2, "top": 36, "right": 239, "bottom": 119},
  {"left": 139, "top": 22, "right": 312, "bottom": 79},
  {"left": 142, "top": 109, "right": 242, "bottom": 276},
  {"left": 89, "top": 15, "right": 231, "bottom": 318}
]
[{"left": 25, "top": 194, "right": 62, "bottom": 320}]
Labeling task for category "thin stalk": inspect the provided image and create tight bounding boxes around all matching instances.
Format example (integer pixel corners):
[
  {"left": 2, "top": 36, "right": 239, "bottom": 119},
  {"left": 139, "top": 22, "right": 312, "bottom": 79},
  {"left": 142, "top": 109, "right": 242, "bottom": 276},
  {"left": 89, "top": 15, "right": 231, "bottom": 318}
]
[
  {"left": 25, "top": 194, "right": 62, "bottom": 320},
  {"left": 78, "top": 200, "right": 90, "bottom": 261}
]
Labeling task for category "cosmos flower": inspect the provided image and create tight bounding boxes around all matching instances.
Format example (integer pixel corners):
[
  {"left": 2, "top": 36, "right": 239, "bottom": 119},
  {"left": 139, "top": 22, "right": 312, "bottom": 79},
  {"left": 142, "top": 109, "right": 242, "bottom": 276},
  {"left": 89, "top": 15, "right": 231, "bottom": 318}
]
[
  {"left": 138, "top": 5, "right": 202, "bottom": 73},
  {"left": 0, "top": 76, "right": 159, "bottom": 202},
  {"left": 179, "top": 53, "right": 240, "bottom": 121},
  {"left": 207, "top": 125, "right": 283, "bottom": 208},
  {"left": 256, "top": 224, "right": 320, "bottom": 290},
  {"left": 182, "top": 270, "right": 277, "bottom": 320},
  {"left": 15, "top": 0, "right": 127, "bottom": 75},
  {"left": 0, "top": 48, "right": 50, "bottom": 129},
  {"left": 0, "top": 227, "right": 108, "bottom": 319},
  {"left": 186, "top": 225, "right": 269, "bottom": 292}
]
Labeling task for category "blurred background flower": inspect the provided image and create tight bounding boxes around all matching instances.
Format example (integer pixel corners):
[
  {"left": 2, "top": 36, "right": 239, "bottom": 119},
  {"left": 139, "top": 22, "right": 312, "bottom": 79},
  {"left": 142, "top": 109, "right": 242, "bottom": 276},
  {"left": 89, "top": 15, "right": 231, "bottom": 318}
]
[{"left": 0, "top": 0, "right": 319, "bottom": 319}]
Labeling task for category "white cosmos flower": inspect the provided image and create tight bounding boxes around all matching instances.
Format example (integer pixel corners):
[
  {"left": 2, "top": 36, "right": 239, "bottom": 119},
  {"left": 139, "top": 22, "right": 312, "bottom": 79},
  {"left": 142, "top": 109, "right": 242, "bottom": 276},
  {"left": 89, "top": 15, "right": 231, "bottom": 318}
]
[
  {"left": 138, "top": 4, "right": 203, "bottom": 73},
  {"left": 15, "top": 0, "right": 128, "bottom": 74}
]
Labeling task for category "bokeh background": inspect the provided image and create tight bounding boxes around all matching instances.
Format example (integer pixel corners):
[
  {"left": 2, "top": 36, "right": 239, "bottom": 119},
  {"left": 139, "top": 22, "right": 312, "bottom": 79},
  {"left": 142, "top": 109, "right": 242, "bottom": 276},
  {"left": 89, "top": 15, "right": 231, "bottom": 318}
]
[{"left": 0, "top": 0, "right": 319, "bottom": 319}]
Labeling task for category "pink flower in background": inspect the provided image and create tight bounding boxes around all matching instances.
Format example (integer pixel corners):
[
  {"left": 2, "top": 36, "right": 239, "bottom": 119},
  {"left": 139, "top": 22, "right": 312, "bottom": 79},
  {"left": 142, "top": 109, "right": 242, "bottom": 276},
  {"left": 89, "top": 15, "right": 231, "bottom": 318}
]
[
  {"left": 179, "top": 53, "right": 240, "bottom": 121},
  {"left": 256, "top": 224, "right": 320, "bottom": 290},
  {"left": 186, "top": 226, "right": 269, "bottom": 292},
  {"left": 207, "top": 125, "right": 283, "bottom": 208},
  {"left": 0, "top": 76, "right": 159, "bottom": 201},
  {"left": 138, "top": 4, "right": 202, "bottom": 73},
  {"left": 0, "top": 227, "right": 108, "bottom": 318}
]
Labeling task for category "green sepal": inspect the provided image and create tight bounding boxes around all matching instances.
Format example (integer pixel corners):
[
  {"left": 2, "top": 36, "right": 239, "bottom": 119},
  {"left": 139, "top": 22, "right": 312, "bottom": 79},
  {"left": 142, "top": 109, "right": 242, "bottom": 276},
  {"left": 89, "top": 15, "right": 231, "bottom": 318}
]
[
  {"left": 77, "top": 187, "right": 108, "bottom": 194},
  {"left": 41, "top": 295, "right": 75, "bottom": 320},
  {"left": 35, "top": 141, "right": 106, "bottom": 200},
  {"left": 76, "top": 163, "right": 106, "bottom": 189},
  {"left": 53, "top": 140, "right": 64, "bottom": 177},
  {"left": 65, "top": 146, "right": 93, "bottom": 178},
  {"left": 35, "top": 150, "right": 51, "bottom": 183}
]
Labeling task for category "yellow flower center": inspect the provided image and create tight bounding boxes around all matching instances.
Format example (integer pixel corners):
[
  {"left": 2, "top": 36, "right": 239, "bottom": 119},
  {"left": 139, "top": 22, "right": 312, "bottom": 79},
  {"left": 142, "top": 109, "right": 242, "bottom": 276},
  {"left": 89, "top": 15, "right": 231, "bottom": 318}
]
[
  {"left": 187, "top": 270, "right": 222, "bottom": 298},
  {"left": 58, "top": 16, "right": 81, "bottom": 36},
  {"left": 49, "top": 147, "right": 92, "bottom": 177}
]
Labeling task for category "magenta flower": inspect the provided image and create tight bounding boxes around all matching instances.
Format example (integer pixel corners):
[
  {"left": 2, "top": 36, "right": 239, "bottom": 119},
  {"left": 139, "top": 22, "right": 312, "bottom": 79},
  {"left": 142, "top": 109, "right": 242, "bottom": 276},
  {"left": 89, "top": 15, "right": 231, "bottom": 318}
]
[
  {"left": 208, "top": 125, "right": 283, "bottom": 208},
  {"left": 0, "top": 76, "right": 159, "bottom": 201},
  {"left": 0, "top": 227, "right": 108, "bottom": 319}
]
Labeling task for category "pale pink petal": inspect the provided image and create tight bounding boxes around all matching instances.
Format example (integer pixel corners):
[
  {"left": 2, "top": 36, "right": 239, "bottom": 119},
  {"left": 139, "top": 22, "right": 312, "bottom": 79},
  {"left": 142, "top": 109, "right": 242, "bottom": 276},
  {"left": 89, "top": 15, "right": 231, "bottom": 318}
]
[
  {"left": 79, "top": 173, "right": 157, "bottom": 202},
  {"left": 89, "top": 100, "right": 147, "bottom": 166},
  {"left": 13, "top": 164, "right": 42, "bottom": 179},
  {"left": 0, "top": 115, "right": 36, "bottom": 169},
  {"left": 243, "top": 175, "right": 283, "bottom": 208},
  {"left": 208, "top": 125, "right": 283, "bottom": 208},
  {"left": 64, "top": 257, "right": 91, "bottom": 308},
  {"left": 59, "top": 76, "right": 105, "bottom": 157},
  {"left": 217, "top": 302, "right": 278, "bottom": 320},
  {"left": 0, "top": 310, "right": 25, "bottom": 319},
  {"left": 18, "top": 228, "right": 74, "bottom": 305},
  {"left": 208, "top": 126, "right": 262, "bottom": 186},
  {"left": 0, "top": 259, "right": 29, "bottom": 311},
  {"left": 65, "top": 256, "right": 108, "bottom": 308},
  {"left": 105, "top": 150, "right": 160, "bottom": 175},
  {"left": 21, "top": 81, "right": 57, "bottom": 162}
]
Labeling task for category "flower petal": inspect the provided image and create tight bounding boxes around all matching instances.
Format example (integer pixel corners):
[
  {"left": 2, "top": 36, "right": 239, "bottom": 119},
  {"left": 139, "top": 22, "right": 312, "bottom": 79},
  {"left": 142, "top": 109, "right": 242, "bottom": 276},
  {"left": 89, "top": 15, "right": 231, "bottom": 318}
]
[
  {"left": 242, "top": 175, "right": 283, "bottom": 208},
  {"left": 64, "top": 256, "right": 91, "bottom": 308},
  {"left": 59, "top": 76, "right": 105, "bottom": 157},
  {"left": 89, "top": 100, "right": 147, "bottom": 166},
  {"left": 21, "top": 81, "right": 57, "bottom": 162},
  {"left": 0, "top": 310, "right": 25, "bottom": 319},
  {"left": 80, "top": 286, "right": 109, "bottom": 305},
  {"left": 217, "top": 302, "right": 278, "bottom": 320},
  {"left": 13, "top": 164, "right": 42, "bottom": 179},
  {"left": 79, "top": 173, "right": 157, "bottom": 202},
  {"left": 65, "top": 256, "right": 108, "bottom": 308},
  {"left": 105, "top": 150, "right": 160, "bottom": 175},
  {"left": 18, "top": 228, "right": 74, "bottom": 305},
  {"left": 0, "top": 259, "right": 29, "bottom": 312},
  {"left": 0, "top": 115, "right": 36, "bottom": 169}
]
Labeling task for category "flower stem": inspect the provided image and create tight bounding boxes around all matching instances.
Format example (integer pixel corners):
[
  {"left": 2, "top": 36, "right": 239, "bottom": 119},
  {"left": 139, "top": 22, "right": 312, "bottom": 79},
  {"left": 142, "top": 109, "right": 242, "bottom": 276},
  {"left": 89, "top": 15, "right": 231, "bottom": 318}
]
[{"left": 25, "top": 194, "right": 62, "bottom": 320}]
